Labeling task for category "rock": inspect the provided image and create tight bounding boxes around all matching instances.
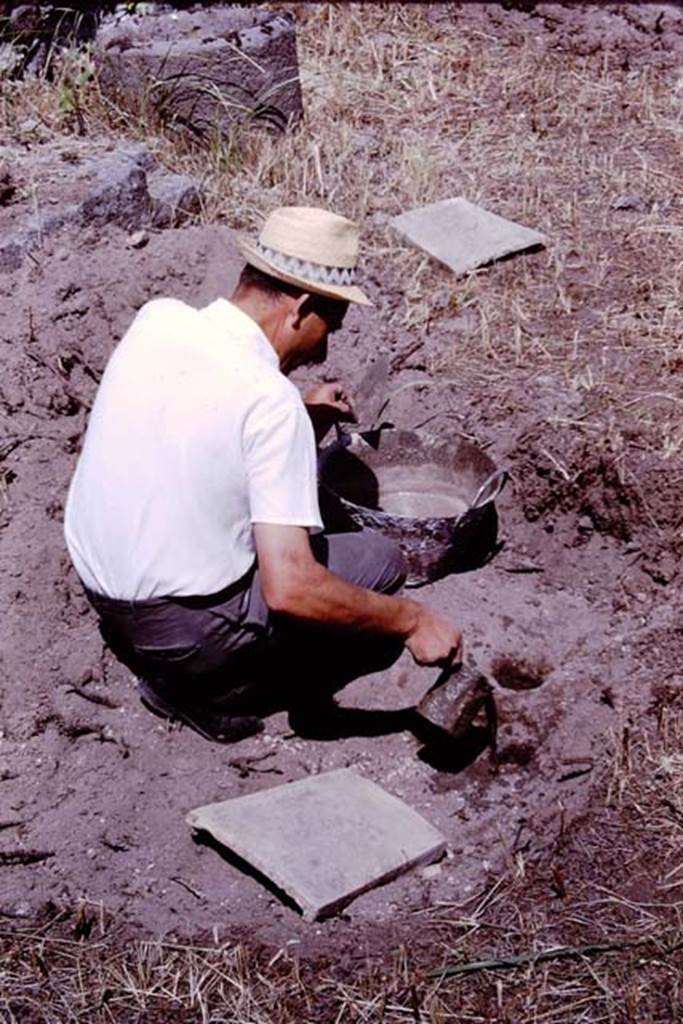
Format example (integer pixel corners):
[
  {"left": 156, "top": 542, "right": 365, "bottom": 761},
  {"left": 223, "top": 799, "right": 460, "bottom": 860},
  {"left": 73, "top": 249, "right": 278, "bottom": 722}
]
[
  {"left": 416, "top": 664, "right": 493, "bottom": 739},
  {"left": 76, "top": 156, "right": 152, "bottom": 231},
  {"left": 0, "top": 900, "right": 31, "bottom": 919},
  {"left": 0, "top": 41, "right": 23, "bottom": 79},
  {"left": 127, "top": 229, "right": 149, "bottom": 249},
  {"left": 187, "top": 768, "right": 446, "bottom": 921},
  {"left": 611, "top": 194, "right": 650, "bottom": 212},
  {"left": 148, "top": 171, "right": 202, "bottom": 228},
  {"left": 96, "top": 7, "right": 303, "bottom": 139},
  {"left": 420, "top": 863, "right": 443, "bottom": 881},
  {"left": 0, "top": 140, "right": 204, "bottom": 274},
  {"left": 644, "top": 554, "right": 678, "bottom": 585}
]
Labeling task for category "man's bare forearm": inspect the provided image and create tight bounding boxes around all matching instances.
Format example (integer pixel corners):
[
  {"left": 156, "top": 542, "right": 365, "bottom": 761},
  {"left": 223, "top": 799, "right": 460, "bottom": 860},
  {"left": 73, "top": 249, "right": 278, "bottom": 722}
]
[
  {"left": 266, "top": 558, "right": 420, "bottom": 638},
  {"left": 253, "top": 523, "right": 462, "bottom": 665}
]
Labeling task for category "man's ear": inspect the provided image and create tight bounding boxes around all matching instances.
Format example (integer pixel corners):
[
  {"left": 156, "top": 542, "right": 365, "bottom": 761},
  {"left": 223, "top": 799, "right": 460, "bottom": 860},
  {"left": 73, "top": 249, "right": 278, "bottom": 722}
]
[{"left": 289, "top": 292, "right": 313, "bottom": 329}]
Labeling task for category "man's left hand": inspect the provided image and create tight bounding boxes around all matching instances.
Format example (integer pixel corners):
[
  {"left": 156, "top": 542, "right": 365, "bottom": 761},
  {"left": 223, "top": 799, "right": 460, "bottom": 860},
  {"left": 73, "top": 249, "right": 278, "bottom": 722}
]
[{"left": 304, "top": 382, "right": 356, "bottom": 443}]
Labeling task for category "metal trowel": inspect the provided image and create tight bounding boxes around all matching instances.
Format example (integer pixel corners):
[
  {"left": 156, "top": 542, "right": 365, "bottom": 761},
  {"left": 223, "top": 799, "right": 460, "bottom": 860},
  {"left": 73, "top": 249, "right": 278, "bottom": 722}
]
[{"left": 349, "top": 351, "right": 391, "bottom": 435}]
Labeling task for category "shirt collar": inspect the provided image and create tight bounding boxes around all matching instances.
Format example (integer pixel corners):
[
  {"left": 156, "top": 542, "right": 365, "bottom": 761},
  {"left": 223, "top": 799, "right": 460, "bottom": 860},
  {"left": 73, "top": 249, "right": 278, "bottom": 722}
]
[{"left": 201, "top": 298, "right": 280, "bottom": 369}]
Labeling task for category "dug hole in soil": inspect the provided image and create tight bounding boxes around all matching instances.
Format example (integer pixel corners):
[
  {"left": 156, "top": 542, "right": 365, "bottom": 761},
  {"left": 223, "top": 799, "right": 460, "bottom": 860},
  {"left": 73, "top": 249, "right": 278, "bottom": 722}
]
[{"left": 1, "top": 6, "right": 682, "bottom": 959}]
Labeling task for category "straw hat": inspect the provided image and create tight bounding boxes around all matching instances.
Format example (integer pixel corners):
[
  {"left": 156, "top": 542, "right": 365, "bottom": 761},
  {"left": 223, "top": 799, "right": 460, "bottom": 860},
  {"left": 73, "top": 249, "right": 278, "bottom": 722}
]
[{"left": 237, "top": 206, "right": 371, "bottom": 306}]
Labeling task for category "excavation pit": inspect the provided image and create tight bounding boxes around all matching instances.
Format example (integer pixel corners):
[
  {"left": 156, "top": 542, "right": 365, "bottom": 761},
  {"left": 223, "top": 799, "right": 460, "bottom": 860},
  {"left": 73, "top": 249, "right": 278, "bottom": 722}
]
[{"left": 491, "top": 655, "right": 551, "bottom": 691}]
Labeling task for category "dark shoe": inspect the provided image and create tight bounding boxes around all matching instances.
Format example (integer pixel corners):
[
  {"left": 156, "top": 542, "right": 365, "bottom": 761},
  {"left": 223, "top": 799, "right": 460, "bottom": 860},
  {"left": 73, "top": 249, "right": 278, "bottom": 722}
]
[{"left": 137, "top": 676, "right": 264, "bottom": 744}]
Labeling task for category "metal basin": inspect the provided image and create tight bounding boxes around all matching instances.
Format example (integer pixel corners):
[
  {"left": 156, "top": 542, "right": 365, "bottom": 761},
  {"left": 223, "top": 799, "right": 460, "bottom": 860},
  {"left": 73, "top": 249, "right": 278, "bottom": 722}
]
[{"left": 319, "top": 429, "right": 507, "bottom": 586}]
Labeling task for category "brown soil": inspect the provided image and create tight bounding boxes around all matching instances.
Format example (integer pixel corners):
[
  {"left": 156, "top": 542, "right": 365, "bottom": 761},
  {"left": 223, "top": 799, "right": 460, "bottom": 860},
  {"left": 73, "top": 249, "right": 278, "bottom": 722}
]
[
  {"left": 2, "top": 213, "right": 650, "bottom": 945},
  {"left": 1, "top": 2, "right": 682, "bottom": 1018}
]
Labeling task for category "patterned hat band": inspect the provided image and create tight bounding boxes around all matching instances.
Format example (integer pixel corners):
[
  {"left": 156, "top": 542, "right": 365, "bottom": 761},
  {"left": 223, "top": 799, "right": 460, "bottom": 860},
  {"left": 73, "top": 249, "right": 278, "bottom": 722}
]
[{"left": 256, "top": 243, "right": 356, "bottom": 287}]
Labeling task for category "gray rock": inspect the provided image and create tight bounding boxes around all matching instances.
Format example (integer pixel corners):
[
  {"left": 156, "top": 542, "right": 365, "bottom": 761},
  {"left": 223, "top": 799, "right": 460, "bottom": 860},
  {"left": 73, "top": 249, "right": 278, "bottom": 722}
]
[
  {"left": 148, "top": 170, "right": 202, "bottom": 228},
  {"left": 611, "top": 194, "right": 650, "bottom": 213},
  {"left": 96, "top": 7, "right": 303, "bottom": 139},
  {"left": 77, "top": 159, "right": 152, "bottom": 231},
  {"left": 127, "top": 229, "right": 149, "bottom": 249},
  {"left": 0, "top": 42, "right": 24, "bottom": 80},
  {"left": 0, "top": 140, "right": 204, "bottom": 273},
  {"left": 0, "top": 163, "right": 15, "bottom": 205}
]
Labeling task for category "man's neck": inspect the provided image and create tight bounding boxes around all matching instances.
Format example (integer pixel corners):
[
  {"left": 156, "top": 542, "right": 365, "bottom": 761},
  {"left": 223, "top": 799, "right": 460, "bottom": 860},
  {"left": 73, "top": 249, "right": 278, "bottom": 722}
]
[{"left": 230, "top": 290, "right": 291, "bottom": 372}]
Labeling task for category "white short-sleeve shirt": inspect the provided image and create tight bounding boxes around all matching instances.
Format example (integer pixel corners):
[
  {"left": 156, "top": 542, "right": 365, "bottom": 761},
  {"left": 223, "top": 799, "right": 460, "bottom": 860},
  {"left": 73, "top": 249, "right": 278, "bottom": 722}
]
[{"left": 64, "top": 298, "right": 323, "bottom": 599}]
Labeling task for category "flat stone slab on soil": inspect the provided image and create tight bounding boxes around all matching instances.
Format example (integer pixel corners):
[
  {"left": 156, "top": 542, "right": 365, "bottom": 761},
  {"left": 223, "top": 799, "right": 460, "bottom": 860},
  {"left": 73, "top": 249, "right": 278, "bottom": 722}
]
[
  {"left": 391, "top": 197, "right": 547, "bottom": 276},
  {"left": 187, "top": 768, "right": 446, "bottom": 921}
]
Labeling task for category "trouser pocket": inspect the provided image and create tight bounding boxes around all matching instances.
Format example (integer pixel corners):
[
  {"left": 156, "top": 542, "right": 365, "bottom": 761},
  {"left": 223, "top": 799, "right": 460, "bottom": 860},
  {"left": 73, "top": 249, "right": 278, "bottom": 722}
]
[{"left": 133, "top": 642, "right": 201, "bottom": 665}]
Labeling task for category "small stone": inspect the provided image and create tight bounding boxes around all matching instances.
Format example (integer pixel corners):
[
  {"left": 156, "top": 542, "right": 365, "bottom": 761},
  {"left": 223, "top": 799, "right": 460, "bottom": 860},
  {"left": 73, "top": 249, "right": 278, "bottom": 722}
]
[
  {"left": 611, "top": 194, "right": 649, "bottom": 213},
  {"left": 0, "top": 163, "right": 15, "bottom": 205},
  {"left": 644, "top": 555, "right": 678, "bottom": 585},
  {"left": 0, "top": 42, "right": 23, "bottom": 80},
  {"left": 419, "top": 863, "right": 442, "bottom": 880},
  {"left": 128, "top": 229, "right": 149, "bottom": 249},
  {"left": 578, "top": 515, "right": 594, "bottom": 532}
]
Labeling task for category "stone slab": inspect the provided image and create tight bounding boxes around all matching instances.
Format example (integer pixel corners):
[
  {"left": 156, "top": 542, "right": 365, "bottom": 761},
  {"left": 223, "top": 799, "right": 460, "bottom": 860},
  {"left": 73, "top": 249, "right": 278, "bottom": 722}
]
[
  {"left": 187, "top": 768, "right": 446, "bottom": 921},
  {"left": 391, "top": 197, "right": 547, "bottom": 276},
  {"left": 96, "top": 6, "right": 302, "bottom": 137}
]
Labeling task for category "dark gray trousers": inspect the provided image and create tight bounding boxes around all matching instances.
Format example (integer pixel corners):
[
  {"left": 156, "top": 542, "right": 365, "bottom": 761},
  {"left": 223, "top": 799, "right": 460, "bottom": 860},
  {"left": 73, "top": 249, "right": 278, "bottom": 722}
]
[{"left": 86, "top": 530, "right": 406, "bottom": 699}]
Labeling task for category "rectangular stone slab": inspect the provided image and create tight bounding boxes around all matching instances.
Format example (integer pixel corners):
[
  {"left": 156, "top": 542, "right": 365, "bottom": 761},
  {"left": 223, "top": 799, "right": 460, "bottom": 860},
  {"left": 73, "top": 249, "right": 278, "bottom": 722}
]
[
  {"left": 391, "top": 197, "right": 547, "bottom": 276},
  {"left": 187, "top": 768, "right": 446, "bottom": 921}
]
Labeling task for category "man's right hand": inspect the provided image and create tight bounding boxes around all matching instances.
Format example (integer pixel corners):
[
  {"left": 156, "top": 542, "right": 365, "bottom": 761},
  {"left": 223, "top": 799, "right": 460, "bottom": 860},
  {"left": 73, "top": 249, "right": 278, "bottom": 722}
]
[{"left": 405, "top": 605, "right": 463, "bottom": 667}]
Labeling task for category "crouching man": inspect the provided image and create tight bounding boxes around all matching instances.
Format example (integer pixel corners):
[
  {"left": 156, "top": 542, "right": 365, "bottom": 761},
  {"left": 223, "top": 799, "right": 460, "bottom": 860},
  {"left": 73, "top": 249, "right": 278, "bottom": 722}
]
[{"left": 64, "top": 206, "right": 463, "bottom": 742}]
